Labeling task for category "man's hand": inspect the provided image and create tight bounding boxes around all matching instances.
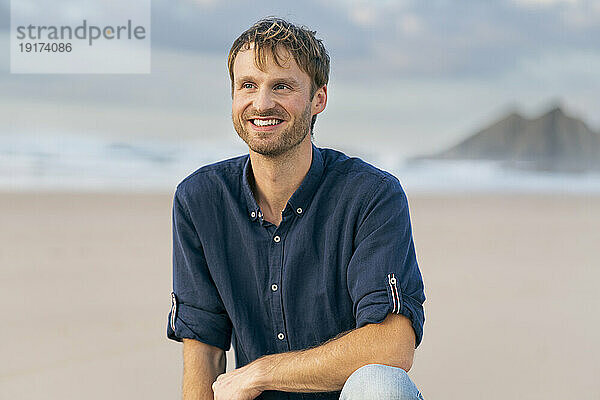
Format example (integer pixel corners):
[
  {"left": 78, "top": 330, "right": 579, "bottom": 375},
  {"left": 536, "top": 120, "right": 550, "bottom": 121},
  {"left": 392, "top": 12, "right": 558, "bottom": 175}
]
[
  {"left": 212, "top": 359, "right": 268, "bottom": 400},
  {"left": 213, "top": 313, "right": 415, "bottom": 395},
  {"left": 211, "top": 313, "right": 414, "bottom": 398}
]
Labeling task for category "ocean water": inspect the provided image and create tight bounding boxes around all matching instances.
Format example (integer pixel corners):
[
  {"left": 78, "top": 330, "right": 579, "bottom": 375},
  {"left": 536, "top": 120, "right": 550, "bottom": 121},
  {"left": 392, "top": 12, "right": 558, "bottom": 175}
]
[
  {"left": 0, "top": 133, "right": 245, "bottom": 192},
  {"left": 2, "top": 133, "right": 600, "bottom": 194}
]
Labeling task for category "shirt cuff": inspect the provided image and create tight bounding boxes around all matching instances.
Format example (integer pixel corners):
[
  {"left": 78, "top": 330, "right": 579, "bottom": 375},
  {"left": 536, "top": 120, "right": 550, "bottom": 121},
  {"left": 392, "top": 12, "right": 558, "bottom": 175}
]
[
  {"left": 167, "top": 296, "right": 232, "bottom": 351},
  {"left": 355, "top": 286, "right": 424, "bottom": 348}
]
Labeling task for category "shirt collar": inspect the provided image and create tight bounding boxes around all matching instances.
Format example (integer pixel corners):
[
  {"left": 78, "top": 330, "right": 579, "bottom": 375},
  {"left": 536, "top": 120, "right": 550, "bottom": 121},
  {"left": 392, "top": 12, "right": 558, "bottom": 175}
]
[
  {"left": 242, "top": 143, "right": 325, "bottom": 221},
  {"left": 242, "top": 157, "right": 261, "bottom": 221}
]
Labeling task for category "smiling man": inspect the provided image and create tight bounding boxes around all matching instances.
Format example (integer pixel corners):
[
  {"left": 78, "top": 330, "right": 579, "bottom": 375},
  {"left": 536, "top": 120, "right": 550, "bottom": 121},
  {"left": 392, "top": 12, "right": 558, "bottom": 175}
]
[{"left": 167, "top": 18, "right": 426, "bottom": 400}]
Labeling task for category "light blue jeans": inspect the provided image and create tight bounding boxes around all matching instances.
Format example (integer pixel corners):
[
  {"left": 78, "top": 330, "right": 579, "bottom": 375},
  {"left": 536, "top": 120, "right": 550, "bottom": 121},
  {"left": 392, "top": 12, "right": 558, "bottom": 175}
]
[{"left": 339, "top": 364, "right": 424, "bottom": 400}]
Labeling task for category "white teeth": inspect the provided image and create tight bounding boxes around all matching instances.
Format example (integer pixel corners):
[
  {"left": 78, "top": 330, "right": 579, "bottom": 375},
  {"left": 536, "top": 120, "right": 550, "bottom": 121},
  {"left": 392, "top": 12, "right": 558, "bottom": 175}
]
[{"left": 253, "top": 119, "right": 281, "bottom": 126}]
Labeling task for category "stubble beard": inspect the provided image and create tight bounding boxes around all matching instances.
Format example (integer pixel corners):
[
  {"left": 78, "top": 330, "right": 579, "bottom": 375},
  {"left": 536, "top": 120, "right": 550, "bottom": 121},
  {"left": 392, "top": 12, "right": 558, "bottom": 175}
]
[{"left": 233, "top": 104, "right": 312, "bottom": 158}]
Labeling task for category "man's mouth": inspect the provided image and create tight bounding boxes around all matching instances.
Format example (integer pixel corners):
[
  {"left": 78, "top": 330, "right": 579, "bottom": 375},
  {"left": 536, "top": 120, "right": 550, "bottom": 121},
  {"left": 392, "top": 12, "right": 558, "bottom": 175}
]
[{"left": 250, "top": 118, "right": 284, "bottom": 127}]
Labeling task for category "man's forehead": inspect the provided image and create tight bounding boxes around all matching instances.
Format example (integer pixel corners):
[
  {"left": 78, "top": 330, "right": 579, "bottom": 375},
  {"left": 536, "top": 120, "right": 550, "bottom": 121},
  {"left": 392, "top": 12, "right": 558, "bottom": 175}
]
[{"left": 233, "top": 45, "right": 305, "bottom": 79}]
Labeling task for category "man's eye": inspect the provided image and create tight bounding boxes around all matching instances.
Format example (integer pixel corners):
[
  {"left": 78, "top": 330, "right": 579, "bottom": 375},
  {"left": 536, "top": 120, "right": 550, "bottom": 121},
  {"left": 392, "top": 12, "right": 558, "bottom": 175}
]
[
  {"left": 242, "top": 83, "right": 254, "bottom": 89},
  {"left": 274, "top": 84, "right": 288, "bottom": 90}
]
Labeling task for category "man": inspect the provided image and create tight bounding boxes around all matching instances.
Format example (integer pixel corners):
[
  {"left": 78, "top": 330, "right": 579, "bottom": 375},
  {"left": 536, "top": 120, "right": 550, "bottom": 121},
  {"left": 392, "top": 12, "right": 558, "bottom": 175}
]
[{"left": 167, "top": 17, "right": 426, "bottom": 400}]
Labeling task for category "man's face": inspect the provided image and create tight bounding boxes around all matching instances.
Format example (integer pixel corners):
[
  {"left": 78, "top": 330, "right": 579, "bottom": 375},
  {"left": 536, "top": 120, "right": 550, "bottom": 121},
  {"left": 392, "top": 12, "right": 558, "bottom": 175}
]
[{"left": 231, "top": 45, "right": 317, "bottom": 157}]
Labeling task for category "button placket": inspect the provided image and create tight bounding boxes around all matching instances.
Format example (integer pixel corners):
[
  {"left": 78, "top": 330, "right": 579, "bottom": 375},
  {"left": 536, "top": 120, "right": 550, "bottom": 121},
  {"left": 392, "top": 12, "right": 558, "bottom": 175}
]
[{"left": 268, "top": 223, "right": 289, "bottom": 351}]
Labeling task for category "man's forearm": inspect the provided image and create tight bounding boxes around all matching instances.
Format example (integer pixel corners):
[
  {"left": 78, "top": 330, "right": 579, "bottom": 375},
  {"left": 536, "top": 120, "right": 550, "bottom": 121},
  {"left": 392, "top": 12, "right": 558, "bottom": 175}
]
[
  {"left": 251, "top": 313, "right": 415, "bottom": 393},
  {"left": 183, "top": 338, "right": 226, "bottom": 399}
]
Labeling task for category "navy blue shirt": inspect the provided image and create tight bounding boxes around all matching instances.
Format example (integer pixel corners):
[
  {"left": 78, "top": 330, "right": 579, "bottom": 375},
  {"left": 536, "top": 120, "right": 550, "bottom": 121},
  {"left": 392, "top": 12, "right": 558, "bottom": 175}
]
[{"left": 167, "top": 144, "right": 425, "bottom": 400}]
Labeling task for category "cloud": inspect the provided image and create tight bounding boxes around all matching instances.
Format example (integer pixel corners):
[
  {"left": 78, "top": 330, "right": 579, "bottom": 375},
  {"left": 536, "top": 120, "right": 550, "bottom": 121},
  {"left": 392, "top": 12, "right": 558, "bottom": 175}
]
[
  {"left": 512, "top": 0, "right": 579, "bottom": 7},
  {"left": 349, "top": 5, "right": 377, "bottom": 27},
  {"left": 1, "top": 0, "right": 599, "bottom": 147},
  {"left": 184, "top": 0, "right": 219, "bottom": 7},
  {"left": 2, "top": 0, "right": 599, "bottom": 80},
  {"left": 0, "top": 0, "right": 8, "bottom": 30},
  {"left": 397, "top": 13, "right": 424, "bottom": 36},
  {"left": 148, "top": 0, "right": 373, "bottom": 60},
  {"left": 145, "top": 0, "right": 599, "bottom": 83}
]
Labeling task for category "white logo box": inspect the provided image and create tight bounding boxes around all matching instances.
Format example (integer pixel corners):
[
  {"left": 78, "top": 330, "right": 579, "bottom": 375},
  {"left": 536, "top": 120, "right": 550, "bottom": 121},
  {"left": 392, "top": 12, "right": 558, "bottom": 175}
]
[{"left": 10, "top": 0, "right": 151, "bottom": 74}]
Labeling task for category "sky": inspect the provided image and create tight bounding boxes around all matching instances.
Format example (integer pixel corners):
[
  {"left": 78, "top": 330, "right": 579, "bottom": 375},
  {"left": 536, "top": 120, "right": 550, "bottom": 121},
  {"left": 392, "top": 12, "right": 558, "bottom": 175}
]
[{"left": 1, "top": 0, "right": 599, "bottom": 158}]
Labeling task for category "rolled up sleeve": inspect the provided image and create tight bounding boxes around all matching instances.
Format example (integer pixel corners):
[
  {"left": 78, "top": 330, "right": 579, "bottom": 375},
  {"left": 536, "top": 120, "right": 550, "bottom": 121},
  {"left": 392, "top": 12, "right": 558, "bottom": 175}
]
[
  {"left": 166, "top": 188, "right": 232, "bottom": 351},
  {"left": 347, "top": 176, "right": 426, "bottom": 348}
]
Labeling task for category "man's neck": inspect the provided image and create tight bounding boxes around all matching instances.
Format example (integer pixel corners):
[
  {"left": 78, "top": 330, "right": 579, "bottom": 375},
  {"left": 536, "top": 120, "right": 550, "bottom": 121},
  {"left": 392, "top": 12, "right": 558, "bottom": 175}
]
[{"left": 249, "top": 137, "right": 313, "bottom": 226}]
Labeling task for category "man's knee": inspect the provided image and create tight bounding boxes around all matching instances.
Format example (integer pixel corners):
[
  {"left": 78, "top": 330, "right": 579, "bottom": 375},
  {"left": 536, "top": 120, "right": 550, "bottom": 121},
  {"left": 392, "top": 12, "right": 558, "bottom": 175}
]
[{"left": 340, "top": 364, "right": 423, "bottom": 400}]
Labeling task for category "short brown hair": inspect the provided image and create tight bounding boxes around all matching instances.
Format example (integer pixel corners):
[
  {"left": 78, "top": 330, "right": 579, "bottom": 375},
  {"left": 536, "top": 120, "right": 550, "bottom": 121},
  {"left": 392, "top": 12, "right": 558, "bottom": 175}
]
[{"left": 228, "top": 17, "right": 330, "bottom": 132}]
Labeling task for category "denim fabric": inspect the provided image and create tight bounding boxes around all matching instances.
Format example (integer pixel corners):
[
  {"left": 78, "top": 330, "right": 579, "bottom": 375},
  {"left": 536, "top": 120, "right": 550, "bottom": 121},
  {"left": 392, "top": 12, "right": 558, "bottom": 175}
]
[{"left": 340, "top": 364, "right": 424, "bottom": 400}]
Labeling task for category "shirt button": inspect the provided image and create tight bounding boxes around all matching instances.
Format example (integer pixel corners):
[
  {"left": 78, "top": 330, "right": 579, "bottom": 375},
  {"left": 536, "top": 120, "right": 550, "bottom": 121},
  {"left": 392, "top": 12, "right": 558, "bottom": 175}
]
[
  {"left": 271, "top": 284, "right": 278, "bottom": 291},
  {"left": 250, "top": 211, "right": 256, "bottom": 218},
  {"left": 296, "top": 207, "right": 303, "bottom": 214},
  {"left": 273, "top": 235, "right": 281, "bottom": 243},
  {"left": 390, "top": 277, "right": 397, "bottom": 285},
  {"left": 277, "top": 332, "right": 285, "bottom": 340}
]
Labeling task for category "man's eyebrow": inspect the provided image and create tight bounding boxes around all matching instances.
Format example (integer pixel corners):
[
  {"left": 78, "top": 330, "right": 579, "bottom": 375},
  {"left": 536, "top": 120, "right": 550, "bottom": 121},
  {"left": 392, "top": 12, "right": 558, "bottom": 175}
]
[
  {"left": 273, "top": 77, "right": 301, "bottom": 87},
  {"left": 235, "top": 75, "right": 255, "bottom": 84},
  {"left": 235, "top": 75, "right": 302, "bottom": 87}
]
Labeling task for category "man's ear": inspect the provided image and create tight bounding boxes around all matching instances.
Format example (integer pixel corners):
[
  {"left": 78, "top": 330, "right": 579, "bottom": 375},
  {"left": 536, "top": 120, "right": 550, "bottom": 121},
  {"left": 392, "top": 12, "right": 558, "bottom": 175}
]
[{"left": 311, "top": 84, "right": 328, "bottom": 116}]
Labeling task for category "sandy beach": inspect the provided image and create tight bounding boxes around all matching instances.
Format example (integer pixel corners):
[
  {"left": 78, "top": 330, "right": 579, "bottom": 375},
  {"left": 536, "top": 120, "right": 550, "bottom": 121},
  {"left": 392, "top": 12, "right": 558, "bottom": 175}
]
[{"left": 1, "top": 191, "right": 598, "bottom": 399}]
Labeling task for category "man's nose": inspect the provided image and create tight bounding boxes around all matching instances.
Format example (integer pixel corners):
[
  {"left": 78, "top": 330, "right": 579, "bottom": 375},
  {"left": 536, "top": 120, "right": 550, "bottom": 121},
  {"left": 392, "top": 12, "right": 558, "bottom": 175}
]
[{"left": 253, "top": 87, "right": 276, "bottom": 113}]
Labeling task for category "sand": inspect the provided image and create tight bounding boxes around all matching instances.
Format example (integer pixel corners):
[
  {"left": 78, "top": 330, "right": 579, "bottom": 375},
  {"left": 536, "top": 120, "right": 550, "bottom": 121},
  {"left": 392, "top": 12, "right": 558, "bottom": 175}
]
[{"left": 0, "top": 191, "right": 598, "bottom": 399}]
